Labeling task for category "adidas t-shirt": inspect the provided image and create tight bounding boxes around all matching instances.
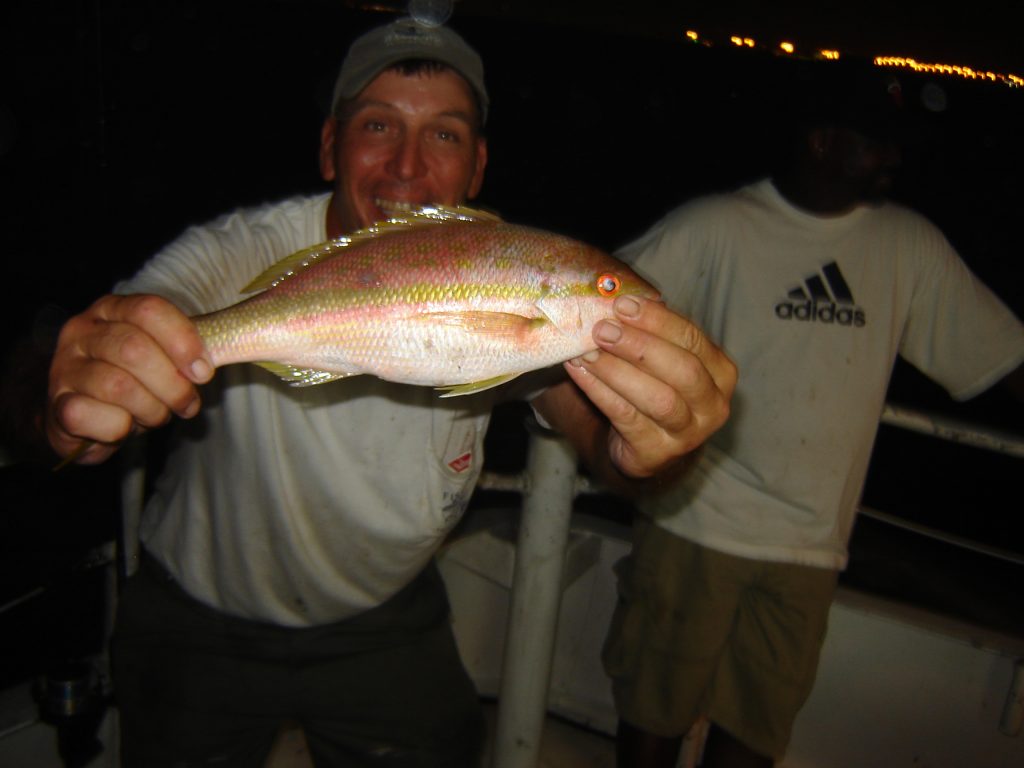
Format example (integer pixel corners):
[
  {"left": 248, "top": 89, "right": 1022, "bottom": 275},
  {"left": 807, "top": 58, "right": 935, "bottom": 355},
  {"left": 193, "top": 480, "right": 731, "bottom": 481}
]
[{"left": 618, "top": 179, "right": 1024, "bottom": 569}]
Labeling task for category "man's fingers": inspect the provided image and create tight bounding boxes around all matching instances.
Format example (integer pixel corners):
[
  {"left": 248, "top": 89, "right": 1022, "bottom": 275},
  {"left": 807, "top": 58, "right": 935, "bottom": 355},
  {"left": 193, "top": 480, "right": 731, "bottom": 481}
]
[
  {"left": 597, "top": 297, "right": 737, "bottom": 399},
  {"left": 560, "top": 297, "right": 736, "bottom": 479},
  {"left": 79, "top": 321, "right": 201, "bottom": 420},
  {"left": 582, "top": 318, "right": 732, "bottom": 443},
  {"left": 566, "top": 349, "right": 688, "bottom": 434},
  {"left": 45, "top": 293, "right": 214, "bottom": 462},
  {"left": 86, "top": 294, "right": 214, "bottom": 386},
  {"left": 46, "top": 391, "right": 133, "bottom": 462}
]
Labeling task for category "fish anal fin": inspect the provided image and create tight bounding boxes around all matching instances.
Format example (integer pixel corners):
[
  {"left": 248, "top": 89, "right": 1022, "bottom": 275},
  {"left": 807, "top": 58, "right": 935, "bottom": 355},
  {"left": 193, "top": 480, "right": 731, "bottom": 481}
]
[
  {"left": 254, "top": 361, "right": 357, "bottom": 387},
  {"left": 437, "top": 373, "right": 522, "bottom": 398}
]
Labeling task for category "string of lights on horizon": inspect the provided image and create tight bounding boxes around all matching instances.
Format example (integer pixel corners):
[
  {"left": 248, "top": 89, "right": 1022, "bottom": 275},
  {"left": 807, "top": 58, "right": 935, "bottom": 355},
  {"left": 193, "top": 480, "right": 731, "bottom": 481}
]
[{"left": 684, "top": 29, "right": 1023, "bottom": 89}]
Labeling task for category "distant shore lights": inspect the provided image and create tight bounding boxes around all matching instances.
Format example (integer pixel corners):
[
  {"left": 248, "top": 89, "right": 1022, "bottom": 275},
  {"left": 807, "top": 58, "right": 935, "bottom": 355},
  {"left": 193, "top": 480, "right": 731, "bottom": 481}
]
[
  {"left": 683, "top": 29, "right": 1021, "bottom": 89},
  {"left": 874, "top": 56, "right": 1023, "bottom": 88}
]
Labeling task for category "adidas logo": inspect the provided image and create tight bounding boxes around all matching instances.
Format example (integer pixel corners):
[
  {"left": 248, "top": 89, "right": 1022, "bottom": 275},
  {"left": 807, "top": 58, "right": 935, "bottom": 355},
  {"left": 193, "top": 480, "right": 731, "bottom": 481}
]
[{"left": 774, "top": 261, "right": 866, "bottom": 327}]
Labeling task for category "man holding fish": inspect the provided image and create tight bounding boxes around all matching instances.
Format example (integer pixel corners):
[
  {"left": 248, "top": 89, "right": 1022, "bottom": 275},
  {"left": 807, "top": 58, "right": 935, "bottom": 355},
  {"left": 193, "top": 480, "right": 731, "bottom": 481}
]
[{"left": 40, "top": 16, "right": 735, "bottom": 767}]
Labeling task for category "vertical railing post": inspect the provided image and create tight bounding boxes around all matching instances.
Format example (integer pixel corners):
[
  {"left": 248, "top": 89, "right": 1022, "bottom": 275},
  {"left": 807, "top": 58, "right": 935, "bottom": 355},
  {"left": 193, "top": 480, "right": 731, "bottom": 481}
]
[
  {"left": 491, "top": 418, "right": 578, "bottom": 768},
  {"left": 118, "top": 435, "right": 147, "bottom": 580}
]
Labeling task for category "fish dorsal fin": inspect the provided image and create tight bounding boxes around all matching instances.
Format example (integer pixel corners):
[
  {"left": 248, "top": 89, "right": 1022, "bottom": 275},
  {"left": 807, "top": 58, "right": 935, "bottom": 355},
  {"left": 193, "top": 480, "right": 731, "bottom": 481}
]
[
  {"left": 378, "top": 202, "right": 503, "bottom": 224},
  {"left": 241, "top": 239, "right": 354, "bottom": 294},
  {"left": 239, "top": 203, "right": 504, "bottom": 295}
]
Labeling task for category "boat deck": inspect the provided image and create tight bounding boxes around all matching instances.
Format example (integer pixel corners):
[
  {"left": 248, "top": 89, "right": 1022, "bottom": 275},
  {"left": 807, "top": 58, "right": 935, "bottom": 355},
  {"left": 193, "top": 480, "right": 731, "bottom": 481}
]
[{"left": 260, "top": 702, "right": 617, "bottom": 768}]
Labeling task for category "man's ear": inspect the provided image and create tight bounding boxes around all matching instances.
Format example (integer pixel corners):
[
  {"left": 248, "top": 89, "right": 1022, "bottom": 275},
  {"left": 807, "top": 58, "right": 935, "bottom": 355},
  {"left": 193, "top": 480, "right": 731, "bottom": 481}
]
[
  {"left": 319, "top": 117, "right": 338, "bottom": 182},
  {"left": 466, "top": 136, "right": 488, "bottom": 199}
]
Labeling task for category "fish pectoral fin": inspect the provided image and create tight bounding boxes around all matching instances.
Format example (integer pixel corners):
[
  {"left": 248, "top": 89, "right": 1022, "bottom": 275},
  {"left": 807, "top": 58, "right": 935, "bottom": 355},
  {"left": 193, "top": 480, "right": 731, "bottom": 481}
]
[
  {"left": 436, "top": 373, "right": 523, "bottom": 398},
  {"left": 425, "top": 311, "right": 547, "bottom": 338},
  {"left": 254, "top": 362, "right": 357, "bottom": 387}
]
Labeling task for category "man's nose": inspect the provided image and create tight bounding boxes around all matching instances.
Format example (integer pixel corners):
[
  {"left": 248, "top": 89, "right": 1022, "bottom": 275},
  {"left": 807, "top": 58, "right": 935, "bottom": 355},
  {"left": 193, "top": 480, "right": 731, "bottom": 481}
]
[
  {"left": 388, "top": 135, "right": 426, "bottom": 180},
  {"left": 878, "top": 139, "right": 902, "bottom": 172}
]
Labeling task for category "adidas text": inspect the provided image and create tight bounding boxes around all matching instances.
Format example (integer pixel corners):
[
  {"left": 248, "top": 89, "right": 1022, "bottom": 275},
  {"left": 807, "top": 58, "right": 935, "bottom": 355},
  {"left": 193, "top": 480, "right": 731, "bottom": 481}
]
[{"left": 774, "top": 300, "right": 866, "bottom": 327}]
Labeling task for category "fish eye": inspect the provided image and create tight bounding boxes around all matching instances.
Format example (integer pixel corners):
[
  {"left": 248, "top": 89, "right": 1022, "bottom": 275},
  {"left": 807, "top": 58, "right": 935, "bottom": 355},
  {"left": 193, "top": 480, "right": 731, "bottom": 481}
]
[{"left": 597, "top": 274, "right": 621, "bottom": 296}]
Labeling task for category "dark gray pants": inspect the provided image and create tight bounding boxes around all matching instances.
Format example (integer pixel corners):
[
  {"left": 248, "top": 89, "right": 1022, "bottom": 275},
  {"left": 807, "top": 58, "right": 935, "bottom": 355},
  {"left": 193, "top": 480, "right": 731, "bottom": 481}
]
[{"left": 111, "top": 553, "right": 483, "bottom": 767}]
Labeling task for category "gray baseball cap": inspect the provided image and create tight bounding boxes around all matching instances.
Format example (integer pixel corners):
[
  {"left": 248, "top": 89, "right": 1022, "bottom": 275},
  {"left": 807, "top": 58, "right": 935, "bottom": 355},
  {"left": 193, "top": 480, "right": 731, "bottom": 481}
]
[{"left": 331, "top": 17, "right": 488, "bottom": 124}]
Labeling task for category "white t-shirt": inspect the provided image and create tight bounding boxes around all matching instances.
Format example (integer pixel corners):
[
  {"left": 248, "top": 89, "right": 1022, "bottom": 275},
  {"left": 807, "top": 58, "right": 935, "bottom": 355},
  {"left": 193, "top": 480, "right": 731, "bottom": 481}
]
[
  {"left": 619, "top": 179, "right": 1024, "bottom": 570},
  {"left": 117, "top": 194, "right": 494, "bottom": 626}
]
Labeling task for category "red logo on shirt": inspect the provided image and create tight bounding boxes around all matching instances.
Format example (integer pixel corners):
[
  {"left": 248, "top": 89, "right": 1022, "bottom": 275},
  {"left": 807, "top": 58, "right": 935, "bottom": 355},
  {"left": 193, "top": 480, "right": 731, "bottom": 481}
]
[{"left": 448, "top": 452, "right": 473, "bottom": 473}]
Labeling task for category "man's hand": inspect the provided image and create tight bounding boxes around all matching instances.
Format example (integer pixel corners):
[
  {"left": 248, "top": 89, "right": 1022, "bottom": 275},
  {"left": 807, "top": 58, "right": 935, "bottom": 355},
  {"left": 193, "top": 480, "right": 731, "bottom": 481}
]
[
  {"left": 534, "top": 296, "right": 736, "bottom": 483},
  {"left": 45, "top": 294, "right": 214, "bottom": 464}
]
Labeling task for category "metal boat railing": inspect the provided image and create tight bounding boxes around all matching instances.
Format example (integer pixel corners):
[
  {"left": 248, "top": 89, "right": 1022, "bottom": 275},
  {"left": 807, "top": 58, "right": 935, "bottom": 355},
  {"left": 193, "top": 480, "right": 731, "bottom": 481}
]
[
  {"left": 861, "top": 405, "right": 1024, "bottom": 566},
  {"left": 879, "top": 403, "right": 1024, "bottom": 459}
]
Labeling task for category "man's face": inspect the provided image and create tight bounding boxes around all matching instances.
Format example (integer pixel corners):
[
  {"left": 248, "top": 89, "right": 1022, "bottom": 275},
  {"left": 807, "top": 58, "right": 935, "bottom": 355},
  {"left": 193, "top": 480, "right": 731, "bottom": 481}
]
[
  {"left": 319, "top": 67, "right": 488, "bottom": 237},
  {"left": 835, "top": 126, "right": 902, "bottom": 204}
]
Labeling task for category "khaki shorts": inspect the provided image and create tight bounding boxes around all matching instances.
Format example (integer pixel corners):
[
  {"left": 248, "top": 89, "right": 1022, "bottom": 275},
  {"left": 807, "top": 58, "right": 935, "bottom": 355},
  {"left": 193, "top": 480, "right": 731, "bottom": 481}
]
[{"left": 602, "top": 517, "right": 837, "bottom": 759}]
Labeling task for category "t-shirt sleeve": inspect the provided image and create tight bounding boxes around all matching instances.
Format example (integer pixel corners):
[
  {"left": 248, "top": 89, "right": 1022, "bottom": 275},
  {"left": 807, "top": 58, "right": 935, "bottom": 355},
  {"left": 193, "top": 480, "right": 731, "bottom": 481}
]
[
  {"left": 115, "top": 230, "right": 231, "bottom": 315},
  {"left": 114, "top": 210, "right": 292, "bottom": 316},
  {"left": 899, "top": 224, "right": 1024, "bottom": 400}
]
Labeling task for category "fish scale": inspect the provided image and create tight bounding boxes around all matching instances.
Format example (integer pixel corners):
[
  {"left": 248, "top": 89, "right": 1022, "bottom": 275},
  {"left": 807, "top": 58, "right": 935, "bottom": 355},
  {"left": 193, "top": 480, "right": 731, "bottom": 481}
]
[{"left": 192, "top": 205, "right": 659, "bottom": 396}]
